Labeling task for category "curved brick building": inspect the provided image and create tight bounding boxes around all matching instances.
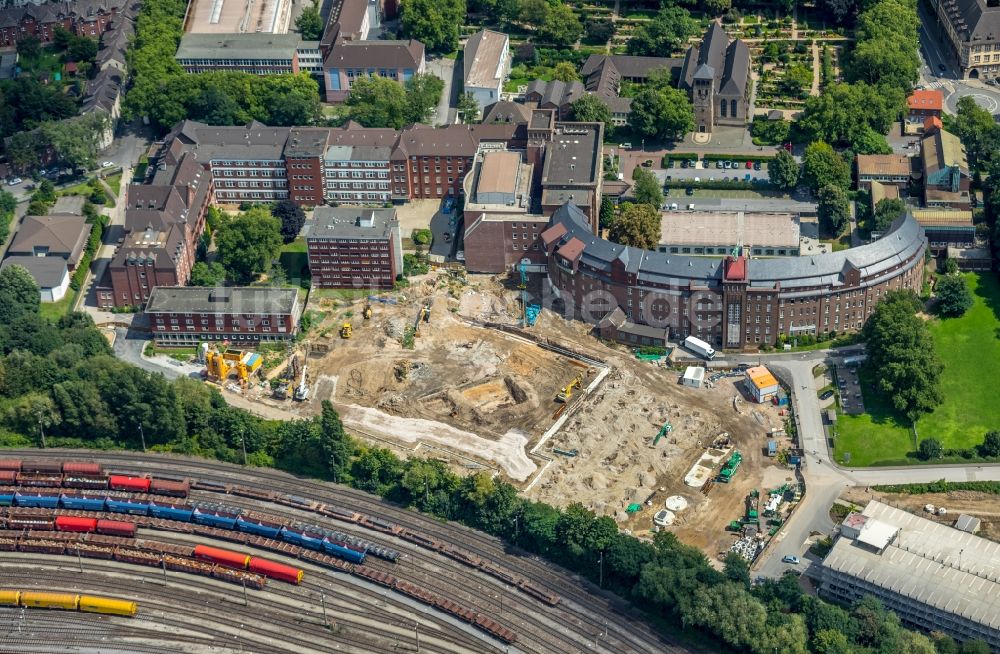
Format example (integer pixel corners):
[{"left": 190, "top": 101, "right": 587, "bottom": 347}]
[{"left": 540, "top": 204, "right": 927, "bottom": 350}]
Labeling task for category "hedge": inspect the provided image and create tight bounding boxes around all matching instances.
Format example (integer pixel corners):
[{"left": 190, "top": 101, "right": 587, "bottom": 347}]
[
  {"left": 664, "top": 179, "right": 775, "bottom": 191},
  {"left": 69, "top": 217, "right": 106, "bottom": 291},
  {"left": 701, "top": 153, "right": 774, "bottom": 164},
  {"left": 873, "top": 480, "right": 1000, "bottom": 495}
]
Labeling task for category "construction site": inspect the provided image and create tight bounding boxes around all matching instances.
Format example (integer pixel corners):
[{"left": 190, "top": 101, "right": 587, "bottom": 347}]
[{"left": 189, "top": 269, "right": 803, "bottom": 561}]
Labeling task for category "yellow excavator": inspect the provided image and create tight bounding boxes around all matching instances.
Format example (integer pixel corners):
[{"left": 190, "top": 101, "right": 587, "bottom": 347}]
[
  {"left": 340, "top": 322, "right": 353, "bottom": 338},
  {"left": 363, "top": 304, "right": 372, "bottom": 320},
  {"left": 555, "top": 373, "right": 584, "bottom": 403}
]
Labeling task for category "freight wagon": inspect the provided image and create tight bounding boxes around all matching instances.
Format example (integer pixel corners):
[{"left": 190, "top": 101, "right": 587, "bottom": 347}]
[
  {"left": 194, "top": 544, "right": 303, "bottom": 584},
  {"left": 0, "top": 590, "right": 137, "bottom": 617},
  {"left": 0, "top": 461, "right": 188, "bottom": 497}
]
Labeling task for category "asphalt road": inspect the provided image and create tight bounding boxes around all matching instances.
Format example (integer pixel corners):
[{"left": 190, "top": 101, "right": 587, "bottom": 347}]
[{"left": 427, "top": 58, "right": 459, "bottom": 126}]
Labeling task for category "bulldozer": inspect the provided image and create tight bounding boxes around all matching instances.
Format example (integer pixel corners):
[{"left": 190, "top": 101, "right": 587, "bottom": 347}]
[
  {"left": 340, "top": 322, "right": 353, "bottom": 339},
  {"left": 555, "top": 373, "right": 584, "bottom": 403}
]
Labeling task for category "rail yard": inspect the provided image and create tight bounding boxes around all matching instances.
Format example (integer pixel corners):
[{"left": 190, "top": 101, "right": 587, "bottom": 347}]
[{"left": 0, "top": 451, "right": 700, "bottom": 653}]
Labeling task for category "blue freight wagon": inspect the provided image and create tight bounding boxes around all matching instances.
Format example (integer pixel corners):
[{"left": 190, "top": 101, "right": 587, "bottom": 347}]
[
  {"left": 59, "top": 494, "right": 108, "bottom": 511},
  {"left": 105, "top": 499, "right": 150, "bottom": 515},
  {"left": 236, "top": 517, "right": 283, "bottom": 539},
  {"left": 14, "top": 493, "right": 60, "bottom": 508},
  {"left": 149, "top": 503, "right": 194, "bottom": 522},
  {"left": 193, "top": 509, "right": 238, "bottom": 529}
]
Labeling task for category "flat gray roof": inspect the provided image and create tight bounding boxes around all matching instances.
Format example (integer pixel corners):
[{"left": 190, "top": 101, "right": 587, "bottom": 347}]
[
  {"left": 821, "top": 500, "right": 1000, "bottom": 632},
  {"left": 186, "top": 0, "right": 288, "bottom": 34},
  {"left": 542, "top": 123, "right": 602, "bottom": 186},
  {"left": 1, "top": 257, "right": 68, "bottom": 289},
  {"left": 145, "top": 287, "right": 298, "bottom": 315},
  {"left": 308, "top": 207, "right": 397, "bottom": 240},
  {"left": 660, "top": 211, "right": 800, "bottom": 249},
  {"left": 176, "top": 33, "right": 301, "bottom": 61}
]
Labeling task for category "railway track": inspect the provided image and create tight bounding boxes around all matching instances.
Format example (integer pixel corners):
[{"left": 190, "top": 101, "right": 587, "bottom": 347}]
[
  {"left": 0, "top": 555, "right": 486, "bottom": 654},
  {"left": 3, "top": 450, "right": 698, "bottom": 653}
]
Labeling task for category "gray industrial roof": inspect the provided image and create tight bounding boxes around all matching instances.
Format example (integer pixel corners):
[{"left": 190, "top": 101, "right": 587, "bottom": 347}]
[
  {"left": 145, "top": 287, "right": 298, "bottom": 315},
  {"left": 547, "top": 202, "right": 925, "bottom": 291},
  {"left": 822, "top": 501, "right": 1000, "bottom": 632},
  {"left": 541, "top": 123, "right": 602, "bottom": 186}
]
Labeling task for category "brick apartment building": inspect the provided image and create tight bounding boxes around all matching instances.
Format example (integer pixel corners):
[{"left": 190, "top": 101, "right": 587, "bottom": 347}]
[
  {"left": 159, "top": 120, "right": 519, "bottom": 207},
  {"left": 0, "top": 0, "right": 127, "bottom": 48},
  {"left": 306, "top": 207, "right": 402, "bottom": 289},
  {"left": 145, "top": 286, "right": 300, "bottom": 346},
  {"left": 96, "top": 150, "right": 212, "bottom": 308}
]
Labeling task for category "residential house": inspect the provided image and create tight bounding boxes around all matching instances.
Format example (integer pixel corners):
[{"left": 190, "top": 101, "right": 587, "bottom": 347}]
[
  {"left": 579, "top": 54, "right": 682, "bottom": 126},
  {"left": 463, "top": 29, "right": 510, "bottom": 114},
  {"left": 0, "top": 0, "right": 125, "bottom": 48},
  {"left": 0, "top": 257, "right": 71, "bottom": 303},
  {"left": 906, "top": 89, "right": 944, "bottom": 124},
  {"left": 6, "top": 213, "right": 89, "bottom": 269},
  {"left": 679, "top": 22, "right": 753, "bottom": 134},
  {"left": 145, "top": 286, "right": 300, "bottom": 346},
  {"left": 306, "top": 207, "right": 402, "bottom": 289},
  {"left": 80, "top": 67, "right": 123, "bottom": 149},
  {"left": 322, "top": 38, "right": 425, "bottom": 102},
  {"left": 927, "top": 0, "right": 1000, "bottom": 79},
  {"left": 524, "top": 79, "right": 585, "bottom": 120},
  {"left": 921, "top": 127, "right": 971, "bottom": 209}
]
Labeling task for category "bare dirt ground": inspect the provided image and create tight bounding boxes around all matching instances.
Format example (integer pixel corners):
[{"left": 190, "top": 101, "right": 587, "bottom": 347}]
[
  {"left": 841, "top": 487, "right": 1000, "bottom": 542},
  {"left": 233, "top": 270, "right": 799, "bottom": 559}
]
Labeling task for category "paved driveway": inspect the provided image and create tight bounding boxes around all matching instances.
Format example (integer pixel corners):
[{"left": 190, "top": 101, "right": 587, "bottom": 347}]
[{"left": 426, "top": 58, "right": 459, "bottom": 126}]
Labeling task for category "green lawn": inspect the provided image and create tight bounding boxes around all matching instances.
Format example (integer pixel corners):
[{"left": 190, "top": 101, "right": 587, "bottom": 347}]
[
  {"left": 39, "top": 294, "right": 74, "bottom": 321},
  {"left": 279, "top": 238, "right": 310, "bottom": 284},
  {"left": 833, "top": 273, "right": 1000, "bottom": 466}
]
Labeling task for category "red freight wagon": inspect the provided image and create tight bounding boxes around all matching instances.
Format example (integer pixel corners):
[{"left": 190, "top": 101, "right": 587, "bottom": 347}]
[
  {"left": 193, "top": 544, "right": 250, "bottom": 569},
  {"left": 55, "top": 516, "right": 98, "bottom": 533},
  {"left": 149, "top": 479, "right": 190, "bottom": 498},
  {"left": 21, "top": 461, "right": 62, "bottom": 474},
  {"left": 109, "top": 476, "right": 151, "bottom": 492},
  {"left": 62, "top": 462, "right": 102, "bottom": 476},
  {"left": 96, "top": 520, "right": 136, "bottom": 538},
  {"left": 0, "top": 471, "right": 15, "bottom": 483},
  {"left": 0, "top": 460, "right": 20, "bottom": 472},
  {"left": 247, "top": 557, "right": 304, "bottom": 584}
]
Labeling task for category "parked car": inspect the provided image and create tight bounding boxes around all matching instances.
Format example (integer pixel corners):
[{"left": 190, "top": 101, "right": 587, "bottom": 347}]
[
  {"left": 746, "top": 161, "right": 753, "bottom": 169},
  {"left": 820, "top": 390, "right": 834, "bottom": 400},
  {"left": 685, "top": 187, "right": 694, "bottom": 195},
  {"left": 667, "top": 159, "right": 675, "bottom": 168},
  {"left": 101, "top": 161, "right": 114, "bottom": 168},
  {"left": 753, "top": 162, "right": 762, "bottom": 170},
  {"left": 782, "top": 555, "right": 800, "bottom": 564},
  {"left": 686, "top": 203, "right": 696, "bottom": 210},
  {"left": 744, "top": 173, "right": 752, "bottom": 182},
  {"left": 722, "top": 161, "right": 732, "bottom": 169},
  {"left": 681, "top": 160, "right": 689, "bottom": 168},
  {"left": 669, "top": 202, "right": 678, "bottom": 210},
  {"left": 938, "top": 63, "right": 947, "bottom": 72},
  {"left": 620, "top": 142, "right": 632, "bottom": 149},
  {"left": 7, "top": 177, "right": 22, "bottom": 186},
  {"left": 715, "top": 161, "right": 724, "bottom": 169}
]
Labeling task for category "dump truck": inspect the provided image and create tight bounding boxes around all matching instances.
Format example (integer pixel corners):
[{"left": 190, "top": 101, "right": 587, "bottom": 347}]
[
  {"left": 718, "top": 450, "right": 742, "bottom": 483},
  {"left": 683, "top": 335, "right": 716, "bottom": 360}
]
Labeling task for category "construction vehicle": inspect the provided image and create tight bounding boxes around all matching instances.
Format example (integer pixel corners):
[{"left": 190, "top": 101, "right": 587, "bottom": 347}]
[
  {"left": 555, "top": 373, "right": 584, "bottom": 403},
  {"left": 272, "top": 353, "right": 299, "bottom": 400},
  {"left": 205, "top": 351, "right": 231, "bottom": 382},
  {"left": 293, "top": 364, "right": 309, "bottom": 401},
  {"left": 553, "top": 448, "right": 579, "bottom": 457},
  {"left": 363, "top": 304, "right": 372, "bottom": 320},
  {"left": 340, "top": 322, "right": 352, "bottom": 339},
  {"left": 651, "top": 422, "right": 673, "bottom": 447},
  {"left": 718, "top": 450, "right": 742, "bottom": 483},
  {"left": 518, "top": 261, "right": 528, "bottom": 290},
  {"left": 413, "top": 305, "right": 430, "bottom": 336}
]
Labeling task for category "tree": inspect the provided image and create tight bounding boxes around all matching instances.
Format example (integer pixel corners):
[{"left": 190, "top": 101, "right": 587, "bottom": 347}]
[
  {"left": 0, "top": 263, "right": 40, "bottom": 324},
  {"left": 41, "top": 113, "right": 109, "bottom": 172},
  {"left": 954, "top": 96, "right": 1000, "bottom": 172},
  {"left": 681, "top": 583, "right": 769, "bottom": 651},
  {"left": 812, "top": 630, "right": 852, "bottom": 654},
  {"left": 723, "top": 551, "right": 750, "bottom": 588},
  {"left": 943, "top": 257, "right": 959, "bottom": 274},
  {"left": 609, "top": 202, "right": 661, "bottom": 250},
  {"left": 538, "top": 3, "right": 582, "bottom": 46},
  {"left": 935, "top": 274, "right": 973, "bottom": 317},
  {"left": 214, "top": 206, "right": 283, "bottom": 284},
  {"left": 295, "top": 1, "right": 323, "bottom": 40},
  {"left": 845, "top": 39, "right": 919, "bottom": 91},
  {"left": 872, "top": 198, "right": 905, "bottom": 233},
  {"left": 862, "top": 291, "right": 943, "bottom": 422},
  {"left": 189, "top": 261, "right": 227, "bottom": 286},
  {"left": 628, "top": 85, "right": 694, "bottom": 141},
  {"left": 802, "top": 141, "right": 851, "bottom": 192},
  {"left": 627, "top": 7, "right": 697, "bottom": 57},
  {"left": 7, "top": 393, "right": 59, "bottom": 446},
  {"left": 979, "top": 430, "right": 1000, "bottom": 458},
  {"left": 960, "top": 640, "right": 991, "bottom": 654},
  {"left": 272, "top": 199, "right": 306, "bottom": 243},
  {"left": 456, "top": 92, "right": 480, "bottom": 124},
  {"left": 16, "top": 35, "right": 41, "bottom": 59},
  {"left": 768, "top": 150, "right": 800, "bottom": 190},
  {"left": 584, "top": 17, "right": 615, "bottom": 44},
  {"left": 400, "top": 0, "right": 465, "bottom": 54},
  {"left": 918, "top": 437, "right": 943, "bottom": 460},
  {"left": 817, "top": 184, "right": 850, "bottom": 236},
  {"left": 67, "top": 35, "right": 98, "bottom": 63},
  {"left": 797, "top": 82, "right": 904, "bottom": 151},
  {"left": 599, "top": 196, "right": 615, "bottom": 230},
  {"left": 346, "top": 76, "right": 408, "bottom": 128},
  {"left": 632, "top": 167, "right": 663, "bottom": 208},
  {"left": 188, "top": 86, "right": 245, "bottom": 125},
  {"left": 570, "top": 94, "right": 612, "bottom": 128},
  {"left": 779, "top": 65, "right": 812, "bottom": 99},
  {"left": 551, "top": 61, "right": 579, "bottom": 82},
  {"left": 929, "top": 632, "right": 960, "bottom": 654},
  {"left": 319, "top": 400, "right": 353, "bottom": 480},
  {"left": 404, "top": 73, "right": 444, "bottom": 124}
]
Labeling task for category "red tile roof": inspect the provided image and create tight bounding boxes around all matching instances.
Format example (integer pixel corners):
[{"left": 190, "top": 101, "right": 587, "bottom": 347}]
[
  {"left": 924, "top": 116, "right": 943, "bottom": 132},
  {"left": 724, "top": 255, "right": 746, "bottom": 281},
  {"left": 540, "top": 223, "right": 567, "bottom": 247},
  {"left": 557, "top": 237, "right": 585, "bottom": 262},
  {"left": 907, "top": 90, "right": 943, "bottom": 112}
]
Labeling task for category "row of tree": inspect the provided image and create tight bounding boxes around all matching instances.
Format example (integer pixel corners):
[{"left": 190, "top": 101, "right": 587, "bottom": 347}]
[
  {"left": 6, "top": 112, "right": 110, "bottom": 175},
  {"left": 345, "top": 75, "right": 444, "bottom": 128},
  {"left": 124, "top": 0, "right": 321, "bottom": 130}
]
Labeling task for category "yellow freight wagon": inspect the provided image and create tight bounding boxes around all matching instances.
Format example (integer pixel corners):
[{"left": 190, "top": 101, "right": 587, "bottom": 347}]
[
  {"left": 78, "top": 595, "right": 137, "bottom": 617},
  {"left": 20, "top": 592, "right": 80, "bottom": 610},
  {"left": 0, "top": 590, "right": 21, "bottom": 606}
]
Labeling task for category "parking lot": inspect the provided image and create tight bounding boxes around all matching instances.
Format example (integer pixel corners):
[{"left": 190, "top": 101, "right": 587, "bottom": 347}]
[{"left": 834, "top": 365, "right": 866, "bottom": 415}]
